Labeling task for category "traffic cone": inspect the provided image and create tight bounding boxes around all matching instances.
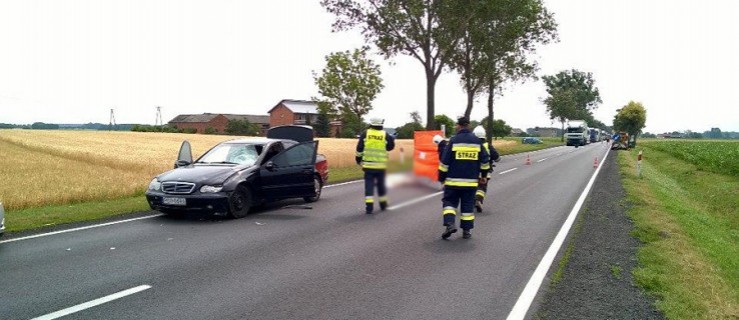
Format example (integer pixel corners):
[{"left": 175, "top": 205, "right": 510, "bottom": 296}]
[
  {"left": 593, "top": 157, "right": 599, "bottom": 168},
  {"left": 525, "top": 155, "right": 531, "bottom": 165}
]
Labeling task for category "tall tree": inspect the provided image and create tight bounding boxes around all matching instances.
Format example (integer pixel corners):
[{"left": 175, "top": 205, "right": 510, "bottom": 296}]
[
  {"left": 613, "top": 101, "right": 647, "bottom": 144},
  {"left": 321, "top": 0, "right": 460, "bottom": 129},
  {"left": 314, "top": 110, "right": 332, "bottom": 137},
  {"left": 225, "top": 119, "right": 260, "bottom": 136},
  {"left": 395, "top": 111, "right": 424, "bottom": 139},
  {"left": 314, "top": 47, "right": 384, "bottom": 136},
  {"left": 433, "top": 114, "right": 455, "bottom": 136},
  {"left": 447, "top": 0, "right": 557, "bottom": 140},
  {"left": 481, "top": 116, "right": 511, "bottom": 139},
  {"left": 542, "top": 69, "right": 602, "bottom": 141}
]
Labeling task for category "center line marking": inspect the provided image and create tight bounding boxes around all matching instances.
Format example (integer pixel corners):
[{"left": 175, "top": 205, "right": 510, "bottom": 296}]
[
  {"left": 499, "top": 168, "right": 518, "bottom": 175},
  {"left": 388, "top": 191, "right": 443, "bottom": 211},
  {"left": 536, "top": 158, "right": 548, "bottom": 162},
  {"left": 31, "top": 285, "right": 152, "bottom": 320}
]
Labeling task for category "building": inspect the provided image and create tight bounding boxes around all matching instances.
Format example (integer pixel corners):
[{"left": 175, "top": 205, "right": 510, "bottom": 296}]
[
  {"left": 268, "top": 99, "right": 342, "bottom": 136},
  {"left": 168, "top": 113, "right": 270, "bottom": 135}
]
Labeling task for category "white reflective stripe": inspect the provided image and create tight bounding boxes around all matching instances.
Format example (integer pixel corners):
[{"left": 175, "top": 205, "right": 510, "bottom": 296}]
[
  {"left": 461, "top": 212, "right": 474, "bottom": 216},
  {"left": 443, "top": 206, "right": 456, "bottom": 211},
  {"left": 446, "top": 178, "right": 478, "bottom": 183},
  {"left": 452, "top": 143, "right": 481, "bottom": 149},
  {"left": 365, "top": 196, "right": 374, "bottom": 200}
]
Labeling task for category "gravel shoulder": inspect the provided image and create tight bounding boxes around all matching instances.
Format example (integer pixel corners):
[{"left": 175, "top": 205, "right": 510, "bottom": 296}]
[{"left": 533, "top": 151, "right": 663, "bottom": 319}]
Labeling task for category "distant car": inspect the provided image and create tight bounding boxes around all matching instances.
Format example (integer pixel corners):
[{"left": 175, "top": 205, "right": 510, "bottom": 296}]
[
  {"left": 145, "top": 126, "right": 328, "bottom": 218},
  {"left": 0, "top": 202, "right": 5, "bottom": 236},
  {"left": 522, "top": 137, "right": 542, "bottom": 144}
]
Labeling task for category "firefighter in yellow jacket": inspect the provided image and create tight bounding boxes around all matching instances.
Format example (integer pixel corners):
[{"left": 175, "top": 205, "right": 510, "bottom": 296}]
[{"left": 356, "top": 118, "right": 395, "bottom": 214}]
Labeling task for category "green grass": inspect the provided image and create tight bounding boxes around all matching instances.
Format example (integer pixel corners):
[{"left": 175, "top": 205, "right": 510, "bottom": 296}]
[
  {"left": 610, "top": 264, "right": 623, "bottom": 279},
  {"left": 497, "top": 136, "right": 564, "bottom": 155},
  {"left": 618, "top": 142, "right": 738, "bottom": 319}
]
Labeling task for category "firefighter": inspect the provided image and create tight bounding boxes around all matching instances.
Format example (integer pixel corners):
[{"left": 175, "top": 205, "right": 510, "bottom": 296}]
[
  {"left": 356, "top": 117, "right": 395, "bottom": 214},
  {"left": 473, "top": 126, "right": 501, "bottom": 213},
  {"left": 438, "top": 116, "right": 490, "bottom": 239},
  {"left": 432, "top": 134, "right": 448, "bottom": 158}
]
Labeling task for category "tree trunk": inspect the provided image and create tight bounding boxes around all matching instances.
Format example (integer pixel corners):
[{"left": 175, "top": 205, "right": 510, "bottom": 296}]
[
  {"left": 486, "top": 84, "right": 494, "bottom": 141},
  {"left": 561, "top": 119, "right": 565, "bottom": 142},
  {"left": 425, "top": 70, "right": 437, "bottom": 130},
  {"left": 464, "top": 89, "right": 474, "bottom": 118}
]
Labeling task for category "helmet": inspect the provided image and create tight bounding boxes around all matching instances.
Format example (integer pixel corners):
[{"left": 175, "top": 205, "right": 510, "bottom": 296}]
[
  {"left": 473, "top": 126, "right": 486, "bottom": 139},
  {"left": 369, "top": 117, "right": 384, "bottom": 127},
  {"left": 432, "top": 134, "right": 443, "bottom": 144}
]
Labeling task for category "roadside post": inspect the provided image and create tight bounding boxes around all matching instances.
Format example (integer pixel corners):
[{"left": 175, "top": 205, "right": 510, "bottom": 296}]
[
  {"left": 637, "top": 150, "right": 643, "bottom": 178},
  {"left": 400, "top": 147, "right": 405, "bottom": 164}
]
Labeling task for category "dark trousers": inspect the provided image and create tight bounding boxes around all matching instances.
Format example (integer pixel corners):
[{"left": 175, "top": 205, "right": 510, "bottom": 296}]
[
  {"left": 476, "top": 181, "right": 488, "bottom": 204},
  {"left": 442, "top": 187, "right": 476, "bottom": 230},
  {"left": 364, "top": 169, "right": 387, "bottom": 206}
]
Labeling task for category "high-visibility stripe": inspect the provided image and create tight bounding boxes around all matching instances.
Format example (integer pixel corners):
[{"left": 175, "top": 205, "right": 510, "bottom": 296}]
[
  {"left": 362, "top": 162, "right": 387, "bottom": 169},
  {"left": 445, "top": 181, "right": 478, "bottom": 187},
  {"left": 476, "top": 190, "right": 486, "bottom": 197},
  {"left": 365, "top": 196, "right": 374, "bottom": 203},
  {"left": 443, "top": 209, "right": 457, "bottom": 215},
  {"left": 460, "top": 215, "right": 475, "bottom": 221},
  {"left": 379, "top": 196, "right": 388, "bottom": 202},
  {"left": 452, "top": 143, "right": 481, "bottom": 150},
  {"left": 452, "top": 146, "right": 481, "bottom": 153},
  {"left": 438, "top": 164, "right": 449, "bottom": 172},
  {"left": 481, "top": 163, "right": 491, "bottom": 170},
  {"left": 355, "top": 152, "right": 363, "bottom": 157}
]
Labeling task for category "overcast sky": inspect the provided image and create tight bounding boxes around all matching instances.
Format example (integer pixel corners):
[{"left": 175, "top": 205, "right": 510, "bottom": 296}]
[{"left": 1, "top": 0, "right": 737, "bottom": 133}]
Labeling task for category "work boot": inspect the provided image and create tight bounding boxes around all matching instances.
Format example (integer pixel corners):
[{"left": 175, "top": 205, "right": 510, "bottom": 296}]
[
  {"left": 366, "top": 203, "right": 373, "bottom": 214},
  {"left": 379, "top": 201, "right": 388, "bottom": 211},
  {"left": 441, "top": 224, "right": 458, "bottom": 240},
  {"left": 462, "top": 229, "right": 472, "bottom": 239}
]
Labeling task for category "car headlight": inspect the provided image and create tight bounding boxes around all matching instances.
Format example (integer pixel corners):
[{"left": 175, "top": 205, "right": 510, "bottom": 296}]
[
  {"left": 148, "top": 179, "right": 161, "bottom": 191},
  {"left": 200, "top": 185, "right": 223, "bottom": 193}
]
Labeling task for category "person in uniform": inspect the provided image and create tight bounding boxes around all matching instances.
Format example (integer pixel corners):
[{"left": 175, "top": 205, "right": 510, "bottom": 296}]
[
  {"left": 472, "top": 126, "right": 501, "bottom": 212},
  {"left": 438, "top": 117, "right": 490, "bottom": 239},
  {"left": 356, "top": 118, "right": 395, "bottom": 214}
]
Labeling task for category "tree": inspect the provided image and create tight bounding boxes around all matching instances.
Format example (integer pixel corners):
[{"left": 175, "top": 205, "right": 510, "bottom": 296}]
[
  {"left": 314, "top": 47, "right": 384, "bottom": 136},
  {"left": 225, "top": 119, "right": 259, "bottom": 136},
  {"left": 613, "top": 101, "right": 647, "bottom": 145},
  {"left": 314, "top": 110, "right": 332, "bottom": 137},
  {"left": 542, "top": 69, "right": 602, "bottom": 141},
  {"left": 395, "top": 111, "right": 424, "bottom": 139},
  {"left": 204, "top": 127, "right": 218, "bottom": 135},
  {"left": 481, "top": 117, "right": 511, "bottom": 139},
  {"left": 445, "top": 0, "right": 557, "bottom": 126},
  {"left": 321, "top": 0, "right": 463, "bottom": 129},
  {"left": 433, "top": 114, "right": 455, "bottom": 137}
]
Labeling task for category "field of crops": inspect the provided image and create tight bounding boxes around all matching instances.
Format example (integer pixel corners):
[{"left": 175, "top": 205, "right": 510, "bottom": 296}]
[
  {"left": 639, "top": 140, "right": 739, "bottom": 176},
  {"left": 0, "top": 130, "right": 414, "bottom": 211}
]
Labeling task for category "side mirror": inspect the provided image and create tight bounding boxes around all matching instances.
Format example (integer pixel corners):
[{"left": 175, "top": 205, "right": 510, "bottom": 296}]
[
  {"left": 174, "top": 160, "right": 191, "bottom": 168},
  {"left": 264, "top": 161, "right": 275, "bottom": 171}
]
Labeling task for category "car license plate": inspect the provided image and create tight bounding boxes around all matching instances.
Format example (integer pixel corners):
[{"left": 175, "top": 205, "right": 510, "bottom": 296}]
[{"left": 162, "top": 197, "right": 186, "bottom": 206}]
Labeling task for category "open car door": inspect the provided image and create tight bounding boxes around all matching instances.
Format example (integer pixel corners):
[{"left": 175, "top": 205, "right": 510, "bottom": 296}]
[
  {"left": 174, "top": 141, "right": 193, "bottom": 168},
  {"left": 260, "top": 141, "right": 319, "bottom": 199}
]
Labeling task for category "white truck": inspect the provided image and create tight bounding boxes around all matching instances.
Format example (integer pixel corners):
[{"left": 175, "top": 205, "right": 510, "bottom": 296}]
[{"left": 565, "top": 120, "right": 589, "bottom": 147}]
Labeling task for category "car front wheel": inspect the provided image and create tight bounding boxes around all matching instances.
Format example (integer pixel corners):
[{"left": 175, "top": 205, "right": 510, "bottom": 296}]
[
  {"left": 229, "top": 185, "right": 252, "bottom": 219},
  {"left": 303, "top": 176, "right": 323, "bottom": 203}
]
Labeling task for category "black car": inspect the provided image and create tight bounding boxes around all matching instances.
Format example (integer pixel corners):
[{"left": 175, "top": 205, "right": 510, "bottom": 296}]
[{"left": 145, "top": 126, "right": 329, "bottom": 218}]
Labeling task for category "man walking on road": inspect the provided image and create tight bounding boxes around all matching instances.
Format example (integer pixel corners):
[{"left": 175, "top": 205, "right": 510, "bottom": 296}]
[
  {"left": 356, "top": 117, "right": 395, "bottom": 214},
  {"left": 438, "top": 117, "right": 490, "bottom": 239},
  {"left": 473, "top": 126, "right": 500, "bottom": 212}
]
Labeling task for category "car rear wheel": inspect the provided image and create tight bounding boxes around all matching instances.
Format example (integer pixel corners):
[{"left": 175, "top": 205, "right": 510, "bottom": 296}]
[
  {"left": 229, "top": 185, "right": 252, "bottom": 219},
  {"left": 303, "top": 176, "right": 323, "bottom": 203}
]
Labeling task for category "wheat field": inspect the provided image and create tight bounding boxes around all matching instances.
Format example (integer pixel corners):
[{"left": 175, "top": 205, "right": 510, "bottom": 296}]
[{"left": 0, "top": 130, "right": 414, "bottom": 210}]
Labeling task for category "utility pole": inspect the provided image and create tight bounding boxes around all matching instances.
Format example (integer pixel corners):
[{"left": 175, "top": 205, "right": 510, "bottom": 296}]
[
  {"left": 109, "top": 108, "right": 117, "bottom": 131},
  {"left": 155, "top": 106, "right": 163, "bottom": 131}
]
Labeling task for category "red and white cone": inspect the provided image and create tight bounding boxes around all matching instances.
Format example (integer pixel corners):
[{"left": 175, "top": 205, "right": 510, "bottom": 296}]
[
  {"left": 593, "top": 157, "right": 599, "bottom": 168},
  {"left": 525, "top": 155, "right": 531, "bottom": 165}
]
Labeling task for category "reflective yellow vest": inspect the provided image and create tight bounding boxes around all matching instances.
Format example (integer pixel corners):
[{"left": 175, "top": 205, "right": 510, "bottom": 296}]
[{"left": 362, "top": 128, "right": 388, "bottom": 169}]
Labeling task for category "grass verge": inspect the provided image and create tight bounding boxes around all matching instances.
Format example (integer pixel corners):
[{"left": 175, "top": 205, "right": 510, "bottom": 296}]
[
  {"left": 618, "top": 144, "right": 738, "bottom": 319},
  {"left": 498, "top": 137, "right": 564, "bottom": 154}
]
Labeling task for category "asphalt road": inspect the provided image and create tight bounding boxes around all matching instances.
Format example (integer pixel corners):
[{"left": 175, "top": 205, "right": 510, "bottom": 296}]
[{"left": 0, "top": 142, "right": 611, "bottom": 320}]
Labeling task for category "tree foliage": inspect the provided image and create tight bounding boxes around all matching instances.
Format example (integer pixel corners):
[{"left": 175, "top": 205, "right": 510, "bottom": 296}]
[
  {"left": 613, "top": 101, "right": 647, "bottom": 142},
  {"left": 395, "top": 111, "right": 424, "bottom": 139},
  {"left": 481, "top": 117, "right": 511, "bottom": 139},
  {"left": 433, "top": 114, "right": 455, "bottom": 137},
  {"left": 225, "top": 119, "right": 260, "bottom": 136},
  {"left": 314, "top": 110, "right": 332, "bottom": 137},
  {"left": 542, "top": 69, "right": 602, "bottom": 141},
  {"left": 314, "top": 47, "right": 384, "bottom": 137}
]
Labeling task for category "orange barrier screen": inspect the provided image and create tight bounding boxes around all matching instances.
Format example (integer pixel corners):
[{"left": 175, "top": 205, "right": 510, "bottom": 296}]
[{"left": 413, "top": 130, "right": 444, "bottom": 181}]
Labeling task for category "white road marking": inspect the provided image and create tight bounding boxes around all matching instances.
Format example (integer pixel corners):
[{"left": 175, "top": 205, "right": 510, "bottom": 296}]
[
  {"left": 324, "top": 179, "right": 362, "bottom": 188},
  {"left": 31, "top": 285, "right": 152, "bottom": 320},
  {"left": 536, "top": 158, "right": 548, "bottom": 163},
  {"left": 387, "top": 191, "right": 444, "bottom": 211},
  {"left": 498, "top": 168, "right": 518, "bottom": 175},
  {"left": 0, "top": 214, "right": 164, "bottom": 244},
  {"left": 506, "top": 147, "right": 611, "bottom": 320}
]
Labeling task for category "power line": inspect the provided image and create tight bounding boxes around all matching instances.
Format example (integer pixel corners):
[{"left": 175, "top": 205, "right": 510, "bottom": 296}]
[{"left": 109, "top": 108, "right": 116, "bottom": 131}]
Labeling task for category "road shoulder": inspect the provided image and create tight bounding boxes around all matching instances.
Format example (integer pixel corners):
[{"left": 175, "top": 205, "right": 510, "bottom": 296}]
[{"left": 533, "top": 151, "right": 663, "bottom": 319}]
